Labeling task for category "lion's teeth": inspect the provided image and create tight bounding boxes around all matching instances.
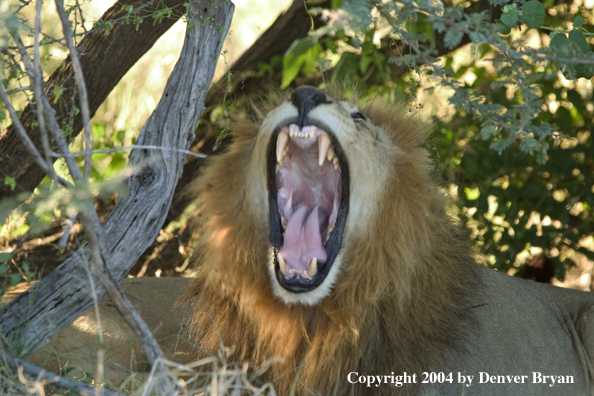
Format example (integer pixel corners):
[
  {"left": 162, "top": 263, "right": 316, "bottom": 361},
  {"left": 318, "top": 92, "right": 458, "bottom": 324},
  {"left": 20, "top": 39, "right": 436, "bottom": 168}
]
[
  {"left": 289, "top": 124, "right": 299, "bottom": 137},
  {"left": 332, "top": 157, "right": 340, "bottom": 171},
  {"left": 276, "top": 131, "right": 289, "bottom": 164},
  {"left": 281, "top": 217, "right": 287, "bottom": 230},
  {"left": 326, "top": 150, "right": 335, "bottom": 162},
  {"left": 278, "top": 253, "right": 287, "bottom": 275},
  {"left": 326, "top": 149, "right": 341, "bottom": 172},
  {"left": 318, "top": 134, "right": 331, "bottom": 166},
  {"left": 307, "top": 257, "right": 317, "bottom": 277}
]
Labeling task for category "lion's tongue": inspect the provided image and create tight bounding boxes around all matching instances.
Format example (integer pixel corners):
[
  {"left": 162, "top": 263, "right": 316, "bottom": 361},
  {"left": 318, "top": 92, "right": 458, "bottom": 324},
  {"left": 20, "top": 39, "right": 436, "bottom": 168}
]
[{"left": 279, "top": 206, "right": 327, "bottom": 271}]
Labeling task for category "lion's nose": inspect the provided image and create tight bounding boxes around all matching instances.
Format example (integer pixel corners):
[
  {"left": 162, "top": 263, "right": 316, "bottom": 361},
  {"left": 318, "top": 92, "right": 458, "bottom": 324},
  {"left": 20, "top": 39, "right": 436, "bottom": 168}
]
[{"left": 291, "top": 86, "right": 329, "bottom": 126}]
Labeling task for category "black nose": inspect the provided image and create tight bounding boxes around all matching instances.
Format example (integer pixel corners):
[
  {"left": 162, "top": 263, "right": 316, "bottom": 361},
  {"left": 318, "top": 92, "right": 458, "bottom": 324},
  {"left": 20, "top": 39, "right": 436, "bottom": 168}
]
[{"left": 291, "top": 86, "right": 329, "bottom": 126}]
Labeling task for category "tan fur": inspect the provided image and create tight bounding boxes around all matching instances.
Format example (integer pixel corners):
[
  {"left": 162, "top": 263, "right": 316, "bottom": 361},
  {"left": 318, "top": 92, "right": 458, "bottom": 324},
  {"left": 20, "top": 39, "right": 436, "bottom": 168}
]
[
  {"left": 178, "top": 92, "right": 478, "bottom": 395},
  {"left": 12, "top": 278, "right": 192, "bottom": 383}
]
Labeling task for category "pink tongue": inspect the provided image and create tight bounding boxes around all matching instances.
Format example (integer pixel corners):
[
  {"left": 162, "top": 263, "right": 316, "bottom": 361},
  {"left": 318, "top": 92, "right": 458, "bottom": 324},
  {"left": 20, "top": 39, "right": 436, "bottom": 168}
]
[{"left": 279, "top": 206, "right": 327, "bottom": 271}]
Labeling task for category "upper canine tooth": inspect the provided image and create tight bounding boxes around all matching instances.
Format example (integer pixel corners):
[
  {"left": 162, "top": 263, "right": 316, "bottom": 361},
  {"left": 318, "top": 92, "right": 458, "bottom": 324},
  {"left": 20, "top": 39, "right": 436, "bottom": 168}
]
[
  {"left": 276, "top": 131, "right": 289, "bottom": 164},
  {"left": 318, "top": 134, "right": 331, "bottom": 166},
  {"left": 278, "top": 254, "right": 287, "bottom": 275},
  {"left": 307, "top": 257, "right": 318, "bottom": 277}
]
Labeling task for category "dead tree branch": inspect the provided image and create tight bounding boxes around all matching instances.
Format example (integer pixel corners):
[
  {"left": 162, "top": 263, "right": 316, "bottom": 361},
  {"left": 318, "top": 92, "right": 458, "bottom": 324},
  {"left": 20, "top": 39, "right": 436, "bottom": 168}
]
[{"left": 0, "top": 1, "right": 234, "bottom": 371}]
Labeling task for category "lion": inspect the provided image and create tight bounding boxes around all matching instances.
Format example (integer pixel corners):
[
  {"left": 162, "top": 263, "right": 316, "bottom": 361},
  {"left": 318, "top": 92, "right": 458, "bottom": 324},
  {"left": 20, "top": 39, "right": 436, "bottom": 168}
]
[{"left": 18, "top": 87, "right": 594, "bottom": 395}]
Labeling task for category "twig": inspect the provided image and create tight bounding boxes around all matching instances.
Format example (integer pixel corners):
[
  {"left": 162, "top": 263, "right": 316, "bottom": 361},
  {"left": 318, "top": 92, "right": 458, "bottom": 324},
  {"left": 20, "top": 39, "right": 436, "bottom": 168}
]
[
  {"left": 0, "top": 83, "right": 72, "bottom": 189},
  {"left": 12, "top": 32, "right": 83, "bottom": 181},
  {"left": 52, "top": 144, "right": 209, "bottom": 159},
  {"left": 57, "top": 215, "right": 77, "bottom": 250},
  {"left": 79, "top": 211, "right": 176, "bottom": 394},
  {"left": 11, "top": 0, "right": 162, "bottom": 50},
  {"left": 55, "top": 0, "right": 93, "bottom": 180},
  {"left": 33, "top": 0, "right": 55, "bottom": 185},
  {"left": 74, "top": 0, "right": 88, "bottom": 36},
  {"left": 5, "top": 86, "right": 31, "bottom": 94},
  {"left": 1, "top": 351, "right": 126, "bottom": 396},
  {"left": 41, "top": 95, "right": 84, "bottom": 180}
]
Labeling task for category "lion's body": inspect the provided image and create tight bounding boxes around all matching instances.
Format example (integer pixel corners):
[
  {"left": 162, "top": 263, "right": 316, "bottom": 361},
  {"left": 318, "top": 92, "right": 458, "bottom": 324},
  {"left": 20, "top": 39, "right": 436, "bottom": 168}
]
[{"left": 18, "top": 89, "right": 594, "bottom": 395}]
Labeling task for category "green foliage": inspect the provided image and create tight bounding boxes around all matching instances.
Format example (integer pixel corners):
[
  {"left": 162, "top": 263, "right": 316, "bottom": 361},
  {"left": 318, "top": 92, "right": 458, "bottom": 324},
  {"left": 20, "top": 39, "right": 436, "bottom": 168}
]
[
  {"left": 282, "top": 38, "right": 323, "bottom": 88},
  {"left": 278, "top": 0, "right": 594, "bottom": 277},
  {"left": 4, "top": 177, "right": 15, "bottom": 191},
  {"left": 0, "top": 253, "right": 35, "bottom": 295},
  {"left": 520, "top": 1, "right": 545, "bottom": 29}
]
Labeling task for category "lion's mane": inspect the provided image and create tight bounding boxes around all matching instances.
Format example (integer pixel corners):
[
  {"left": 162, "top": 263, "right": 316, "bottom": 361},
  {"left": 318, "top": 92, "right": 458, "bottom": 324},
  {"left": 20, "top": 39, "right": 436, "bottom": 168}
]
[{"left": 179, "top": 93, "right": 478, "bottom": 395}]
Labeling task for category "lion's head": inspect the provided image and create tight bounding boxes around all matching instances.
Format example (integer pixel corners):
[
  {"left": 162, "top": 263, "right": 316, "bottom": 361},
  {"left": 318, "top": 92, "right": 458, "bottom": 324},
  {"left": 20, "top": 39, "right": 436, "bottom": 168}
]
[{"left": 181, "top": 86, "right": 475, "bottom": 394}]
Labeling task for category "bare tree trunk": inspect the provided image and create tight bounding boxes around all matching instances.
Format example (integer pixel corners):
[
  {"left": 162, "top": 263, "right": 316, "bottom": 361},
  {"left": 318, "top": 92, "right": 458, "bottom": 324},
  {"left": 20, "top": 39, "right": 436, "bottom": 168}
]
[{"left": 0, "top": 0, "right": 234, "bottom": 357}]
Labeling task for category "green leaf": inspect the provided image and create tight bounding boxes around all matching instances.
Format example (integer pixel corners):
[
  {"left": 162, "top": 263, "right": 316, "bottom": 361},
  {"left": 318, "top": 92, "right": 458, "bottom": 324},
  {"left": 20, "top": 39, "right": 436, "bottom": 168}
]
[
  {"left": 550, "top": 33, "right": 568, "bottom": 51},
  {"left": 569, "top": 29, "right": 588, "bottom": 53},
  {"left": 0, "top": 264, "right": 8, "bottom": 275},
  {"left": 490, "top": 137, "right": 514, "bottom": 154},
  {"left": 478, "top": 124, "right": 498, "bottom": 140},
  {"left": 570, "top": 62, "right": 594, "bottom": 79},
  {"left": 92, "top": 123, "right": 106, "bottom": 138},
  {"left": 10, "top": 273, "right": 21, "bottom": 286},
  {"left": 303, "top": 43, "right": 322, "bottom": 76},
  {"left": 0, "top": 253, "right": 11, "bottom": 262},
  {"left": 331, "top": 0, "right": 343, "bottom": 8},
  {"left": 444, "top": 28, "right": 464, "bottom": 49},
  {"left": 4, "top": 177, "right": 15, "bottom": 191},
  {"left": 52, "top": 87, "right": 63, "bottom": 103},
  {"left": 464, "top": 187, "right": 480, "bottom": 200},
  {"left": 573, "top": 15, "right": 585, "bottom": 28},
  {"left": 360, "top": 54, "right": 373, "bottom": 74},
  {"left": 22, "top": 262, "right": 29, "bottom": 272},
  {"left": 281, "top": 39, "right": 311, "bottom": 88},
  {"left": 519, "top": 136, "right": 540, "bottom": 155},
  {"left": 521, "top": 1, "right": 545, "bottom": 29},
  {"left": 501, "top": 10, "right": 518, "bottom": 27}
]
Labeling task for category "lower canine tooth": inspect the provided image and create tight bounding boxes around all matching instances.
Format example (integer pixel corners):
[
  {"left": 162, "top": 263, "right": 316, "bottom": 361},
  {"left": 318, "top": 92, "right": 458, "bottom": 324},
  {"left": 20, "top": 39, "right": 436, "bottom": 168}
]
[
  {"left": 307, "top": 257, "right": 318, "bottom": 277},
  {"left": 281, "top": 217, "right": 287, "bottom": 230},
  {"left": 278, "top": 254, "right": 287, "bottom": 275}
]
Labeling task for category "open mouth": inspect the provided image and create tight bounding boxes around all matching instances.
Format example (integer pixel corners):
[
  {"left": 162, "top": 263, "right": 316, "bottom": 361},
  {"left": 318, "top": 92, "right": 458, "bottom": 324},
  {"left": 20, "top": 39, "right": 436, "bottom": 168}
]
[{"left": 268, "top": 121, "right": 349, "bottom": 293}]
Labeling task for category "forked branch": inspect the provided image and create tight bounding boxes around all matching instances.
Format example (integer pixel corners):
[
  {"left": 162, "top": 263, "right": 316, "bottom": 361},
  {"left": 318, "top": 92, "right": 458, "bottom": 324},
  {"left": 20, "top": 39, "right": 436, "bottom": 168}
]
[{"left": 0, "top": 0, "right": 234, "bottom": 393}]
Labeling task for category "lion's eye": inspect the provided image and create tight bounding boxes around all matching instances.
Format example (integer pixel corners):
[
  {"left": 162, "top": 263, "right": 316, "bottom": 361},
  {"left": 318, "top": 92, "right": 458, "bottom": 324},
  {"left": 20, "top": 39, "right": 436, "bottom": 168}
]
[{"left": 351, "top": 112, "right": 367, "bottom": 121}]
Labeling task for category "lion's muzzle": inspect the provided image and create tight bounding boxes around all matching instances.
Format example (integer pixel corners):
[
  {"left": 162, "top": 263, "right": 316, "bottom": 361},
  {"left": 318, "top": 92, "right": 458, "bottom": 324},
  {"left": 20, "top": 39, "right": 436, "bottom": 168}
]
[{"left": 267, "top": 87, "right": 350, "bottom": 295}]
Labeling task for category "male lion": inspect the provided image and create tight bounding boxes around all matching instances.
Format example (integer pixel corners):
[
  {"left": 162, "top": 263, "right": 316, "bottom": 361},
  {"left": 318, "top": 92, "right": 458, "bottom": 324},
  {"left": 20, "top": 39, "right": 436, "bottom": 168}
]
[{"left": 29, "top": 87, "right": 594, "bottom": 395}]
